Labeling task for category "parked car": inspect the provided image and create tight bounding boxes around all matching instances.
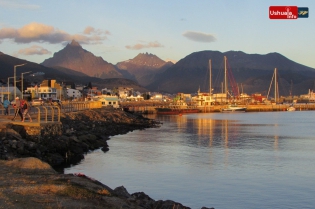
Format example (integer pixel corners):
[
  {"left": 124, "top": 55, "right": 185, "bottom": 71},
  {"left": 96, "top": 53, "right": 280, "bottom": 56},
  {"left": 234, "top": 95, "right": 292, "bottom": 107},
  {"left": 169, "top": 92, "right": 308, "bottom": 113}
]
[{"left": 31, "top": 99, "right": 44, "bottom": 106}]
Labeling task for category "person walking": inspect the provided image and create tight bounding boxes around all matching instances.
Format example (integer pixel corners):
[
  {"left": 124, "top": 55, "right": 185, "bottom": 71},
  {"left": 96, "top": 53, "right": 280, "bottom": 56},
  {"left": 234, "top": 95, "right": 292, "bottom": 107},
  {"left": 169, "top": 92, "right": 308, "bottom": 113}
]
[
  {"left": 2, "top": 98, "right": 10, "bottom": 115},
  {"left": 12, "top": 97, "right": 23, "bottom": 121},
  {"left": 21, "top": 100, "right": 32, "bottom": 122}
]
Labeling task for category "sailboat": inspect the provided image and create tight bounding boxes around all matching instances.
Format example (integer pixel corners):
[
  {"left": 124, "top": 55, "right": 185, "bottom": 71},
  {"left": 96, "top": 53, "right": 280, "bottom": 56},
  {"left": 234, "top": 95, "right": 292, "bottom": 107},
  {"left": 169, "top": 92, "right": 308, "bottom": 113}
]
[
  {"left": 194, "top": 59, "right": 215, "bottom": 107},
  {"left": 220, "top": 56, "right": 247, "bottom": 112},
  {"left": 267, "top": 68, "right": 279, "bottom": 104}
]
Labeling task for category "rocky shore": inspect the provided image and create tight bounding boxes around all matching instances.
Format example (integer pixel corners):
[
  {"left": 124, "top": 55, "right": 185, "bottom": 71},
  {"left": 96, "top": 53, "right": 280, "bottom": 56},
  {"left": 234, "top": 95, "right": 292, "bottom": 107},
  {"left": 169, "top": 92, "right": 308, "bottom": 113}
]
[
  {"left": 0, "top": 108, "right": 214, "bottom": 209},
  {"left": 0, "top": 108, "right": 160, "bottom": 167}
]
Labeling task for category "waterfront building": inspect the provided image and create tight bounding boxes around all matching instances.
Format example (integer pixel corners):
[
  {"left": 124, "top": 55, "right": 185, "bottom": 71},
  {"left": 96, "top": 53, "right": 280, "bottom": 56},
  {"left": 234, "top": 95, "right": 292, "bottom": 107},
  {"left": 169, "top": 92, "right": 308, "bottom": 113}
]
[
  {"left": 66, "top": 88, "right": 82, "bottom": 100},
  {"left": 26, "top": 79, "right": 66, "bottom": 100},
  {"left": 93, "top": 95, "right": 120, "bottom": 108},
  {"left": 300, "top": 89, "right": 315, "bottom": 102}
]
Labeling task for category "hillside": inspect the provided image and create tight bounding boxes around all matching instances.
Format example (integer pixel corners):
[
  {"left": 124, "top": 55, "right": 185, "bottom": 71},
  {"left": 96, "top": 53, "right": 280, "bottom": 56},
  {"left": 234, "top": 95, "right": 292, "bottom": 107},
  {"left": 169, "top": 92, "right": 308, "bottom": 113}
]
[
  {"left": 116, "top": 53, "right": 173, "bottom": 86},
  {"left": 147, "top": 51, "right": 315, "bottom": 96},
  {"left": 0, "top": 52, "right": 147, "bottom": 92},
  {"left": 41, "top": 40, "right": 123, "bottom": 79}
]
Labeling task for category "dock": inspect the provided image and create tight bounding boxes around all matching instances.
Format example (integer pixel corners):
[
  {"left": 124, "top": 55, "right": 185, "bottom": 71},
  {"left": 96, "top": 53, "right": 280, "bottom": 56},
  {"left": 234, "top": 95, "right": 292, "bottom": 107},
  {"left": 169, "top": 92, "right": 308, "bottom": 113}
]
[{"left": 121, "top": 102, "right": 315, "bottom": 114}]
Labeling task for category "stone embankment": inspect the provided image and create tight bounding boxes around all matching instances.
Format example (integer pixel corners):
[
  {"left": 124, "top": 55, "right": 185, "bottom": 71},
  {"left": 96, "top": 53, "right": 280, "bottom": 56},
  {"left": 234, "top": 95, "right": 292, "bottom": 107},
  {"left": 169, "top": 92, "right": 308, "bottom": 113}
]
[
  {"left": 0, "top": 108, "right": 215, "bottom": 209},
  {"left": 0, "top": 108, "right": 159, "bottom": 167}
]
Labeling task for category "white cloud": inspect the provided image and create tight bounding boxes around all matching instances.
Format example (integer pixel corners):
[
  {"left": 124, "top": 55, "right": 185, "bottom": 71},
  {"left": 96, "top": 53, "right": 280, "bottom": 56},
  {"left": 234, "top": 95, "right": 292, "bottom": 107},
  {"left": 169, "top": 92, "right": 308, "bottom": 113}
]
[
  {"left": 17, "top": 45, "right": 51, "bottom": 55},
  {"left": 182, "top": 31, "right": 216, "bottom": 43},
  {"left": 125, "top": 41, "right": 163, "bottom": 50},
  {"left": 0, "top": 22, "right": 108, "bottom": 44}
]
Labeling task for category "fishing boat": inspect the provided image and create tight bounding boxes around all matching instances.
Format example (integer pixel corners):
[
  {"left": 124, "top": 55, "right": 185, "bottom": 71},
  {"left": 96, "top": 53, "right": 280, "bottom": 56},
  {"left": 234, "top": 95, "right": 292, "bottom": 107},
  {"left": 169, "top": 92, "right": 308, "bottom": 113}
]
[{"left": 221, "top": 104, "right": 247, "bottom": 112}]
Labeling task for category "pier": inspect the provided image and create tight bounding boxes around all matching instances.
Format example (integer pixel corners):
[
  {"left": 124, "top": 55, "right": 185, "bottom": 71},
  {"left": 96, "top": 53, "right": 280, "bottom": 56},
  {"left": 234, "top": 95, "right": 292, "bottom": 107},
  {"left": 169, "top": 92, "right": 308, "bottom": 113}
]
[{"left": 121, "top": 101, "right": 315, "bottom": 114}]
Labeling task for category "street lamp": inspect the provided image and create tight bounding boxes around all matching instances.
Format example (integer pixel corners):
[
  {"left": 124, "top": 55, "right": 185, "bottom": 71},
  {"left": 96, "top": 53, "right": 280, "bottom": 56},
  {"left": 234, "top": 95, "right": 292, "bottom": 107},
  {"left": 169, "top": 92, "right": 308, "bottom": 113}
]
[
  {"left": 21, "top": 71, "right": 32, "bottom": 99},
  {"left": 7, "top": 76, "right": 14, "bottom": 101},
  {"left": 14, "top": 63, "right": 27, "bottom": 99}
]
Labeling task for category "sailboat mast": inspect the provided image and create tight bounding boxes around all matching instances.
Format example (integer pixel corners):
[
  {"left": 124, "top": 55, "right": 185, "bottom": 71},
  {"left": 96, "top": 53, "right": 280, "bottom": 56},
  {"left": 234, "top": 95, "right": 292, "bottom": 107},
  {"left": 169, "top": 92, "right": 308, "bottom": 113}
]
[
  {"left": 209, "top": 59, "right": 212, "bottom": 100},
  {"left": 224, "top": 56, "right": 227, "bottom": 97},
  {"left": 275, "top": 68, "right": 277, "bottom": 103}
]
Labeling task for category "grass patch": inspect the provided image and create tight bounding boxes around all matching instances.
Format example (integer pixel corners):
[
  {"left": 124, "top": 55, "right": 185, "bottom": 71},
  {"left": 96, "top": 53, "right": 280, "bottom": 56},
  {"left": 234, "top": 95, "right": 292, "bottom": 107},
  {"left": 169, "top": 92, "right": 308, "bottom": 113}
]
[
  {"left": 13, "top": 184, "right": 66, "bottom": 195},
  {"left": 97, "top": 189, "right": 111, "bottom": 195},
  {"left": 58, "top": 185, "right": 103, "bottom": 200}
]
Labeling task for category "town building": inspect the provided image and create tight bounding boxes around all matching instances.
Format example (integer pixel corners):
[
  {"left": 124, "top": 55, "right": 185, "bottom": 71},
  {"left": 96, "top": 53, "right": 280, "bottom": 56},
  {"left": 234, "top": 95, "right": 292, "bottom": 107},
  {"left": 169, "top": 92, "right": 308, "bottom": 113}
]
[
  {"left": 67, "top": 88, "right": 82, "bottom": 100},
  {"left": 26, "top": 79, "right": 66, "bottom": 100}
]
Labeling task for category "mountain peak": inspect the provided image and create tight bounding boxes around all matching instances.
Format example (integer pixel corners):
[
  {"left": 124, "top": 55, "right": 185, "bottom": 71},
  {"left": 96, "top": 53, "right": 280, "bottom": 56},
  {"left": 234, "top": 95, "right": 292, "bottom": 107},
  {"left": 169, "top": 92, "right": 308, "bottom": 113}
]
[
  {"left": 41, "top": 40, "right": 122, "bottom": 79},
  {"left": 69, "top": 40, "right": 81, "bottom": 47}
]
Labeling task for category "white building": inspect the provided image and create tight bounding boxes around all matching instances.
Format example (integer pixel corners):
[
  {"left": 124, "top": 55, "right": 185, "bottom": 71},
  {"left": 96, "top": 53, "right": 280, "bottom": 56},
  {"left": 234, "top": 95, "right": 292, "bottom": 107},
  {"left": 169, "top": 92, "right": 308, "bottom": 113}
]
[
  {"left": 67, "top": 88, "right": 82, "bottom": 100},
  {"left": 26, "top": 86, "right": 58, "bottom": 100}
]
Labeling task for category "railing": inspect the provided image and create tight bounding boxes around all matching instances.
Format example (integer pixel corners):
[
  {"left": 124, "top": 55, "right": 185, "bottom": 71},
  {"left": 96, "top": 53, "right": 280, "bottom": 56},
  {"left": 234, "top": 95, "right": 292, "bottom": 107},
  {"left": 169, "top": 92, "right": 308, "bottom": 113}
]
[{"left": 0, "top": 101, "right": 102, "bottom": 124}]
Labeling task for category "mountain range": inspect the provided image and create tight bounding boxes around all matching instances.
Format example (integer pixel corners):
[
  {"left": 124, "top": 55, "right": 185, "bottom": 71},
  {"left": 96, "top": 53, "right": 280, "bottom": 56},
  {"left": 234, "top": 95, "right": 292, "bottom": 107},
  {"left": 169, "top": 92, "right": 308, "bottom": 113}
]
[
  {"left": 148, "top": 51, "right": 315, "bottom": 95},
  {"left": 1, "top": 40, "right": 315, "bottom": 96},
  {"left": 0, "top": 51, "right": 147, "bottom": 92}
]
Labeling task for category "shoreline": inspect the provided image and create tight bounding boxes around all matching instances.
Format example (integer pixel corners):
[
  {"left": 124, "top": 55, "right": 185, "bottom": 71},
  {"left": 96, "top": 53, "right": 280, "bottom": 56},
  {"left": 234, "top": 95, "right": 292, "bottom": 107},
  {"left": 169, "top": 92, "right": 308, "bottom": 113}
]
[{"left": 0, "top": 108, "right": 214, "bottom": 209}]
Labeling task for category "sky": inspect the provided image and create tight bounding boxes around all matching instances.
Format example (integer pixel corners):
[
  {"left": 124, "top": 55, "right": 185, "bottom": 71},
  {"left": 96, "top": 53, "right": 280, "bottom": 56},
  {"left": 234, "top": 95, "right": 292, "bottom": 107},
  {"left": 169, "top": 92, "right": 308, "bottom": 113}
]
[{"left": 0, "top": 0, "right": 314, "bottom": 68}]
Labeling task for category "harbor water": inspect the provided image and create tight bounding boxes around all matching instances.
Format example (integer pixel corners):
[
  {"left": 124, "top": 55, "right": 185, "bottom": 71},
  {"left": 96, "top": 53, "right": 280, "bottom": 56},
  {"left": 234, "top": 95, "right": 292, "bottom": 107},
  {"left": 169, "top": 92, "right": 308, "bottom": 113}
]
[{"left": 65, "top": 111, "right": 315, "bottom": 209}]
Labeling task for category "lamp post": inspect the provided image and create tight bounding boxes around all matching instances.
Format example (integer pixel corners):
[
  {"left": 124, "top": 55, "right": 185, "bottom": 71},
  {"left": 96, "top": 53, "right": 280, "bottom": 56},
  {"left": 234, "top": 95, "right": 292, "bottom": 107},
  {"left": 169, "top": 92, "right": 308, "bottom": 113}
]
[
  {"left": 7, "top": 76, "right": 14, "bottom": 101},
  {"left": 14, "top": 63, "right": 26, "bottom": 99},
  {"left": 21, "top": 71, "right": 32, "bottom": 99}
]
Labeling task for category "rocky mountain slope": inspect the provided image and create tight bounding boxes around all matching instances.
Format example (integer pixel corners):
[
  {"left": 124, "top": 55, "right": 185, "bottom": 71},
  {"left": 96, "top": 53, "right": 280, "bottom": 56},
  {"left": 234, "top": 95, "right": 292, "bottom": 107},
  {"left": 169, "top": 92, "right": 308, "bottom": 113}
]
[
  {"left": 41, "top": 40, "right": 123, "bottom": 79},
  {"left": 0, "top": 52, "right": 147, "bottom": 92},
  {"left": 116, "top": 53, "right": 173, "bottom": 86}
]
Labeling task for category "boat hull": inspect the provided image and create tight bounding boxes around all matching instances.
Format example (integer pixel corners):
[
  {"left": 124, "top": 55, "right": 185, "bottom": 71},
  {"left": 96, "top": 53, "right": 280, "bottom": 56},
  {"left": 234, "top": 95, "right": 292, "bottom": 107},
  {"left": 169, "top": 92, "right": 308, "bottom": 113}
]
[
  {"left": 155, "top": 108, "right": 200, "bottom": 115},
  {"left": 221, "top": 106, "right": 247, "bottom": 112},
  {"left": 287, "top": 107, "right": 296, "bottom": 111}
]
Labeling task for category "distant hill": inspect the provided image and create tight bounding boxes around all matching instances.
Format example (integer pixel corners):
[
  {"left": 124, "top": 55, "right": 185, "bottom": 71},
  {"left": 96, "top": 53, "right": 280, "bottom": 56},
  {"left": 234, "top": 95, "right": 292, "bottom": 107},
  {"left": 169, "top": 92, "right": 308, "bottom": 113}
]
[
  {"left": 116, "top": 53, "right": 173, "bottom": 86},
  {"left": 0, "top": 52, "right": 147, "bottom": 92},
  {"left": 147, "top": 51, "right": 315, "bottom": 96},
  {"left": 41, "top": 40, "right": 123, "bottom": 79}
]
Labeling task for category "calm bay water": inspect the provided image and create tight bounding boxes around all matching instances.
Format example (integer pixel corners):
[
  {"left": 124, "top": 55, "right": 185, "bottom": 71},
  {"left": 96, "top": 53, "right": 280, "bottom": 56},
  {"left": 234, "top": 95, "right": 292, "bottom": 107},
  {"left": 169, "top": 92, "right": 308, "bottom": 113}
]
[{"left": 65, "top": 111, "right": 315, "bottom": 209}]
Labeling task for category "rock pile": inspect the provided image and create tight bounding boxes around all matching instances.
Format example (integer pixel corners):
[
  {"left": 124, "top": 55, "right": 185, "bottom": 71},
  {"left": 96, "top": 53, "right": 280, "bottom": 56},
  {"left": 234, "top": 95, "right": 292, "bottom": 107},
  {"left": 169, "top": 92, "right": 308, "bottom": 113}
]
[{"left": 0, "top": 108, "right": 160, "bottom": 167}]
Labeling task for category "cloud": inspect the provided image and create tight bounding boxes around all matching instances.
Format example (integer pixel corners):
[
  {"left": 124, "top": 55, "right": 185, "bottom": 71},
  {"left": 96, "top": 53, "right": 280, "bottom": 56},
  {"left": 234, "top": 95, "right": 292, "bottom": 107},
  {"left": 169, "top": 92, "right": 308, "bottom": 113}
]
[
  {"left": 17, "top": 45, "right": 51, "bottom": 55},
  {"left": 125, "top": 41, "right": 163, "bottom": 50},
  {"left": 83, "top": 26, "right": 111, "bottom": 36},
  {"left": 182, "top": 31, "right": 216, "bottom": 43},
  {"left": 0, "top": 1, "right": 40, "bottom": 9},
  {"left": 0, "top": 22, "right": 108, "bottom": 44}
]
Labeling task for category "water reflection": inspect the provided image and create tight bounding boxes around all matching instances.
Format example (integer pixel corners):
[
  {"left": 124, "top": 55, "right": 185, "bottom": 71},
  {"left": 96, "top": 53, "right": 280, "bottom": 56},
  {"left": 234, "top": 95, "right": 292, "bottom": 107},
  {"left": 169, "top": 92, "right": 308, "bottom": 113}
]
[
  {"left": 66, "top": 112, "right": 315, "bottom": 209},
  {"left": 153, "top": 113, "right": 294, "bottom": 152}
]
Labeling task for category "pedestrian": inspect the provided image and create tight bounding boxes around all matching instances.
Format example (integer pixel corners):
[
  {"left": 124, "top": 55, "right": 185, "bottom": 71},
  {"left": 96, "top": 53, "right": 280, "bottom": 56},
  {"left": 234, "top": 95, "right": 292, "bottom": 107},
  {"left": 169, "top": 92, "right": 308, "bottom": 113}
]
[
  {"left": 12, "top": 97, "right": 23, "bottom": 121},
  {"left": 2, "top": 98, "right": 10, "bottom": 115},
  {"left": 21, "top": 100, "right": 32, "bottom": 122}
]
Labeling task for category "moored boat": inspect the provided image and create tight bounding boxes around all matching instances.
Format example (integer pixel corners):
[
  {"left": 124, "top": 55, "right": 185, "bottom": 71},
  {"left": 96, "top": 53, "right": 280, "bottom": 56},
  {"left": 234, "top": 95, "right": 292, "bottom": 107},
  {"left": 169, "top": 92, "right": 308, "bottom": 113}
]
[
  {"left": 155, "top": 108, "right": 181, "bottom": 115},
  {"left": 155, "top": 107, "right": 200, "bottom": 115},
  {"left": 287, "top": 105, "right": 296, "bottom": 111},
  {"left": 221, "top": 104, "right": 247, "bottom": 112}
]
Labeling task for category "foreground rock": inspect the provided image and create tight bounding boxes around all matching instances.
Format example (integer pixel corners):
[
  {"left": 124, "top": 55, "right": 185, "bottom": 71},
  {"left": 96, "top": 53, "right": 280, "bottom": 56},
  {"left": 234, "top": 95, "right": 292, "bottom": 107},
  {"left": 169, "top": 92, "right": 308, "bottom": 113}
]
[
  {"left": 0, "top": 157, "right": 205, "bottom": 209},
  {"left": 0, "top": 108, "right": 160, "bottom": 167}
]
